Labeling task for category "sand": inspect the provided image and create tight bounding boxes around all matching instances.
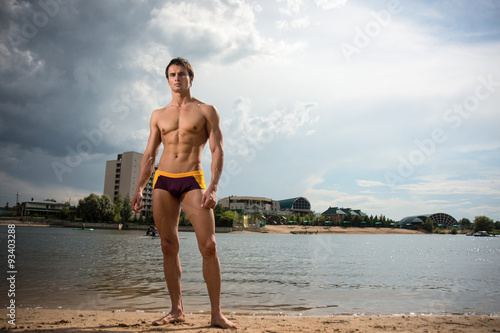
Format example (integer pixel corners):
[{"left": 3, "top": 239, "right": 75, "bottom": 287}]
[
  {"left": 4, "top": 223, "right": 486, "bottom": 332},
  {"left": 1, "top": 309, "right": 499, "bottom": 332},
  {"left": 253, "top": 225, "right": 427, "bottom": 235},
  {"left": 0, "top": 220, "right": 434, "bottom": 235}
]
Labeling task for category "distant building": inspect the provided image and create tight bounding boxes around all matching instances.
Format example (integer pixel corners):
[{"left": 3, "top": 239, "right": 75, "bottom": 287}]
[
  {"left": 103, "top": 152, "right": 156, "bottom": 217},
  {"left": 21, "top": 200, "right": 69, "bottom": 217},
  {"left": 321, "top": 207, "right": 367, "bottom": 223},
  {"left": 399, "top": 213, "right": 458, "bottom": 229},
  {"left": 278, "top": 197, "right": 311, "bottom": 215},
  {"left": 219, "top": 196, "right": 311, "bottom": 215},
  {"left": 219, "top": 196, "right": 279, "bottom": 213}
]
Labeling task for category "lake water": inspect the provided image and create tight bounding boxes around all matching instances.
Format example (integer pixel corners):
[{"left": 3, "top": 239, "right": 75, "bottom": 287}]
[{"left": 1, "top": 226, "right": 499, "bottom": 315}]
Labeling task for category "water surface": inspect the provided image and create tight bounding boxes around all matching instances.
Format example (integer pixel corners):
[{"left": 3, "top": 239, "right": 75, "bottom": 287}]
[{"left": 1, "top": 226, "right": 499, "bottom": 315}]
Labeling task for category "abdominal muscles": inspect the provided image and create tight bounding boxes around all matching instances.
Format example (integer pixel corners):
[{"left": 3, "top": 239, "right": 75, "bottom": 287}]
[{"left": 159, "top": 130, "right": 205, "bottom": 172}]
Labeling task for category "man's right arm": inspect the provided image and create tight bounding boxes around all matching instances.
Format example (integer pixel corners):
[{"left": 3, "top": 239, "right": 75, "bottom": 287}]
[{"left": 131, "top": 110, "right": 161, "bottom": 213}]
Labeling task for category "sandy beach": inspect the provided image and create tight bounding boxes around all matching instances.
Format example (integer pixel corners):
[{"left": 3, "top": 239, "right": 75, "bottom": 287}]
[
  {"left": 253, "top": 224, "right": 428, "bottom": 235},
  {"left": 0, "top": 220, "right": 435, "bottom": 234},
  {"left": 1, "top": 309, "right": 499, "bottom": 332}
]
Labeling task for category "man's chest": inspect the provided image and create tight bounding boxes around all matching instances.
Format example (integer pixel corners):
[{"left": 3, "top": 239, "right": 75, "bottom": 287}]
[{"left": 157, "top": 109, "right": 206, "bottom": 135}]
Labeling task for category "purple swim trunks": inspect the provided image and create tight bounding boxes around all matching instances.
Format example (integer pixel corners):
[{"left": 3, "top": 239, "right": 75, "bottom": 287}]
[{"left": 152, "top": 170, "right": 207, "bottom": 198}]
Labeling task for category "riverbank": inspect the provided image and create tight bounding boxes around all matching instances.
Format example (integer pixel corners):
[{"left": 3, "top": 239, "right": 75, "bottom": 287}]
[
  {"left": 1, "top": 219, "right": 462, "bottom": 235},
  {"left": 255, "top": 224, "right": 427, "bottom": 234},
  {"left": 0, "top": 220, "right": 232, "bottom": 232},
  {"left": 1, "top": 309, "right": 498, "bottom": 332}
]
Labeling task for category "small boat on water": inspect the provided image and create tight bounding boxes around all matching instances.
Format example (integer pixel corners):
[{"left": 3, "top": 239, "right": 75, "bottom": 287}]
[
  {"left": 473, "top": 231, "right": 495, "bottom": 237},
  {"left": 73, "top": 228, "right": 94, "bottom": 231}
]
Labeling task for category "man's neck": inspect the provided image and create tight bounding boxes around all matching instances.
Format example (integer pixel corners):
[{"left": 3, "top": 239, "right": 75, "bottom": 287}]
[{"left": 171, "top": 90, "right": 193, "bottom": 106}]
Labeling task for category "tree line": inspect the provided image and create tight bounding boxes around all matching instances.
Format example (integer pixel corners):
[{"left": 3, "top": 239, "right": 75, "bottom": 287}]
[
  {"left": 67, "top": 194, "right": 500, "bottom": 233},
  {"left": 73, "top": 194, "right": 234, "bottom": 227},
  {"left": 75, "top": 193, "right": 133, "bottom": 223}
]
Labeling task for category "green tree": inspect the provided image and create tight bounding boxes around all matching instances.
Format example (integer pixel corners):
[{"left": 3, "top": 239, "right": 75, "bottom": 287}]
[
  {"left": 76, "top": 193, "right": 114, "bottom": 222},
  {"left": 473, "top": 216, "right": 494, "bottom": 233},
  {"left": 352, "top": 214, "right": 361, "bottom": 227},
  {"left": 213, "top": 203, "right": 224, "bottom": 216},
  {"left": 145, "top": 215, "right": 154, "bottom": 226},
  {"left": 216, "top": 210, "right": 238, "bottom": 227},
  {"left": 121, "top": 193, "right": 133, "bottom": 223},
  {"left": 100, "top": 195, "right": 114, "bottom": 222},
  {"left": 59, "top": 206, "right": 70, "bottom": 220},
  {"left": 113, "top": 193, "right": 123, "bottom": 223},
  {"left": 459, "top": 218, "right": 472, "bottom": 229},
  {"left": 223, "top": 210, "right": 239, "bottom": 222},
  {"left": 179, "top": 210, "right": 191, "bottom": 226},
  {"left": 423, "top": 217, "right": 434, "bottom": 233},
  {"left": 77, "top": 193, "right": 101, "bottom": 222}
]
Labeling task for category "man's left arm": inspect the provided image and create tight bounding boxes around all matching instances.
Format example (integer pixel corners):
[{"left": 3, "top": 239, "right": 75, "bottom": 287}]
[{"left": 201, "top": 105, "right": 224, "bottom": 208}]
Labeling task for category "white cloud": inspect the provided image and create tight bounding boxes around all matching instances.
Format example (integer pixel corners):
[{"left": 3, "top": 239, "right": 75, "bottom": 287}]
[
  {"left": 315, "top": 0, "right": 347, "bottom": 10},
  {"left": 1, "top": 0, "right": 499, "bottom": 222},
  {"left": 276, "top": 0, "right": 303, "bottom": 16},
  {"left": 223, "top": 97, "right": 318, "bottom": 159},
  {"left": 356, "top": 180, "right": 386, "bottom": 187},
  {"left": 396, "top": 178, "right": 500, "bottom": 196},
  {"left": 276, "top": 16, "right": 310, "bottom": 30},
  {"left": 148, "top": 1, "right": 299, "bottom": 63}
]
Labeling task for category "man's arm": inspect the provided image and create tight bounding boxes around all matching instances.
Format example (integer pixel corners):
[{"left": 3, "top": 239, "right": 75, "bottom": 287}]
[
  {"left": 201, "top": 105, "right": 224, "bottom": 208},
  {"left": 131, "top": 110, "right": 161, "bottom": 213}
]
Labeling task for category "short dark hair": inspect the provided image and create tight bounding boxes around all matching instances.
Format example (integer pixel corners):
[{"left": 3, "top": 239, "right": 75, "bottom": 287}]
[{"left": 165, "top": 57, "right": 194, "bottom": 79}]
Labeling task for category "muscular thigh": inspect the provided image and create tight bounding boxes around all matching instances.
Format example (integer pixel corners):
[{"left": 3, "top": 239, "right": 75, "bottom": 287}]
[
  {"left": 181, "top": 189, "right": 216, "bottom": 242},
  {"left": 153, "top": 189, "right": 181, "bottom": 239}
]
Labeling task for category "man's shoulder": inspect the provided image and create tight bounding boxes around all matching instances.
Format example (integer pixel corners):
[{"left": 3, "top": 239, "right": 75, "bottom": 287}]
[
  {"left": 192, "top": 98, "right": 214, "bottom": 109},
  {"left": 150, "top": 107, "right": 163, "bottom": 118},
  {"left": 152, "top": 104, "right": 173, "bottom": 116},
  {"left": 192, "top": 99, "right": 217, "bottom": 115}
]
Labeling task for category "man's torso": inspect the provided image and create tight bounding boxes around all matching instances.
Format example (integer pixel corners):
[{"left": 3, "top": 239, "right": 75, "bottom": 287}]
[{"left": 156, "top": 99, "right": 209, "bottom": 173}]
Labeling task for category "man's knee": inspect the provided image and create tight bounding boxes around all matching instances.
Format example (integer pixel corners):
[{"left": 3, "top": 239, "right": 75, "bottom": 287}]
[
  {"left": 199, "top": 239, "right": 217, "bottom": 258},
  {"left": 161, "top": 238, "right": 179, "bottom": 257}
]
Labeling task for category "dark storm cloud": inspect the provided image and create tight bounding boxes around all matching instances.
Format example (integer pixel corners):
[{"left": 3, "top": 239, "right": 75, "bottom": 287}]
[
  {"left": 0, "top": 0, "right": 156, "bottom": 157},
  {"left": 0, "top": 0, "right": 269, "bottom": 192},
  {"left": 0, "top": 0, "right": 265, "bottom": 159}
]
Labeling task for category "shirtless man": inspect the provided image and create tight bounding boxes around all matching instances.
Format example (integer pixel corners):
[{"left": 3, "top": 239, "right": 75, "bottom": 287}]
[{"left": 131, "top": 57, "right": 237, "bottom": 329}]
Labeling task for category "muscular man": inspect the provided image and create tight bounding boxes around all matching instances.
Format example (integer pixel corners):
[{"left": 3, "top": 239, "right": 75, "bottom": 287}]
[{"left": 131, "top": 58, "right": 237, "bottom": 329}]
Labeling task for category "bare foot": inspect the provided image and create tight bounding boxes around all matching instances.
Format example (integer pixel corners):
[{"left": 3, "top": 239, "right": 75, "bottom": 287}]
[
  {"left": 152, "top": 312, "right": 186, "bottom": 326},
  {"left": 211, "top": 314, "right": 238, "bottom": 329}
]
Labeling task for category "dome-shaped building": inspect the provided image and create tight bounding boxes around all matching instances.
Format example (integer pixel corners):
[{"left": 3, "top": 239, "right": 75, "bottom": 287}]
[
  {"left": 399, "top": 213, "right": 458, "bottom": 229},
  {"left": 278, "top": 197, "right": 311, "bottom": 215}
]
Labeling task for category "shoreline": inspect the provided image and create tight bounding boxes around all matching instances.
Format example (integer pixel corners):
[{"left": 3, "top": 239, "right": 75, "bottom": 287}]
[
  {"left": 245, "top": 224, "right": 429, "bottom": 235},
  {"left": 1, "top": 309, "right": 499, "bottom": 332},
  {"left": 1, "top": 220, "right": 466, "bottom": 235}
]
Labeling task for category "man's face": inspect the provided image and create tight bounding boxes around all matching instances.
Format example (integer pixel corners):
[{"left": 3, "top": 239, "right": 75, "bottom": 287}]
[{"left": 167, "top": 64, "right": 193, "bottom": 92}]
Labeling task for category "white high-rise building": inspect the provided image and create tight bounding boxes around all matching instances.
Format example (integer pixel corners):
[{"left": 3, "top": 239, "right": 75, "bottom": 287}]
[{"left": 103, "top": 152, "right": 156, "bottom": 217}]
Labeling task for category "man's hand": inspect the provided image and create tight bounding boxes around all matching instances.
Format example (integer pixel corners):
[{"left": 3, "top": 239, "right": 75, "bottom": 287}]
[
  {"left": 201, "top": 187, "right": 217, "bottom": 209},
  {"left": 131, "top": 192, "right": 145, "bottom": 213}
]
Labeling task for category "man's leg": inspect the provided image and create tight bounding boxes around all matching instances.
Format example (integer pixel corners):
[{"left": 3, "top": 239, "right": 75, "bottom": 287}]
[
  {"left": 182, "top": 189, "right": 237, "bottom": 329},
  {"left": 152, "top": 189, "right": 186, "bottom": 325}
]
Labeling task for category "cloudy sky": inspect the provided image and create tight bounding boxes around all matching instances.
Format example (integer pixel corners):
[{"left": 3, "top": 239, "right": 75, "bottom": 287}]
[{"left": 1, "top": 0, "right": 499, "bottom": 221}]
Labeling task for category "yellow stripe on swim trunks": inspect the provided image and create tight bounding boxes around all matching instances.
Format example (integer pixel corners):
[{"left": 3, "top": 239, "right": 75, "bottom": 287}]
[{"left": 153, "top": 170, "right": 206, "bottom": 189}]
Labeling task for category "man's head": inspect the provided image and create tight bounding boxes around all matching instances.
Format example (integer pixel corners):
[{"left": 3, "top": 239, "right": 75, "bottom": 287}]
[{"left": 165, "top": 57, "right": 194, "bottom": 80}]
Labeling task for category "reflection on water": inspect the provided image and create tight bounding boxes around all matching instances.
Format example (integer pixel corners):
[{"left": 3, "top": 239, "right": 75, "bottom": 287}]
[{"left": 1, "top": 226, "right": 499, "bottom": 315}]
